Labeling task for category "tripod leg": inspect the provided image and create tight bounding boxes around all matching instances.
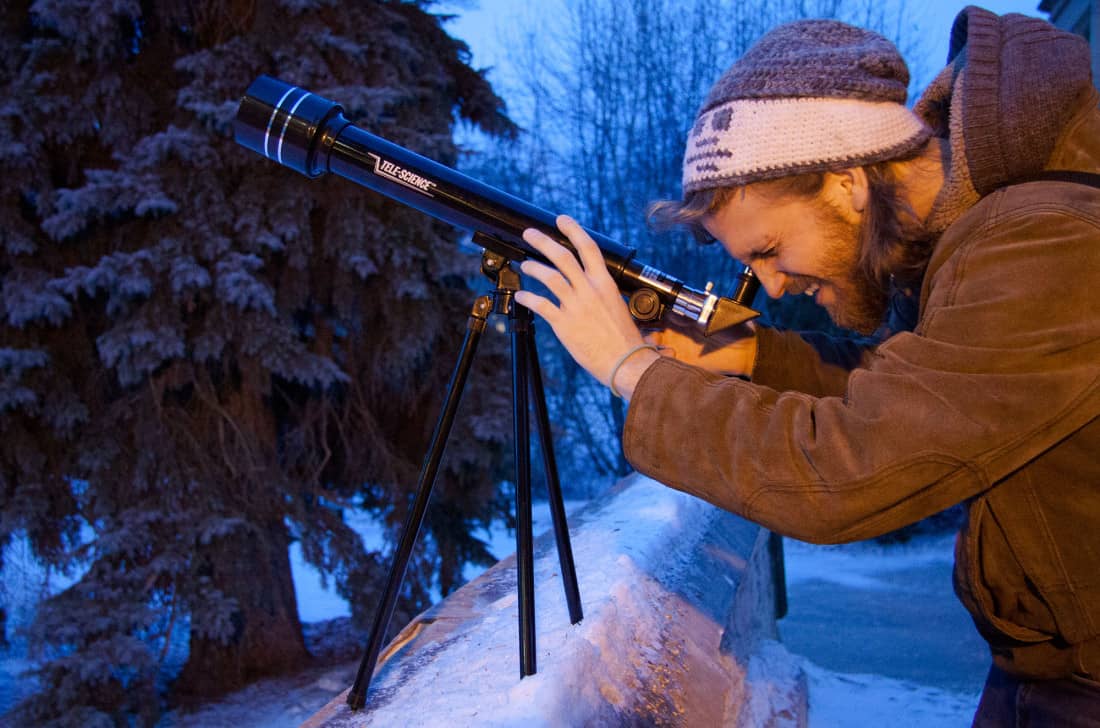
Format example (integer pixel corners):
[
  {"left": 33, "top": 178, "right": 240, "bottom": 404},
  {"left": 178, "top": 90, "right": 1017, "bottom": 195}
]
[
  {"left": 347, "top": 295, "right": 493, "bottom": 710},
  {"left": 511, "top": 305, "right": 537, "bottom": 677},
  {"left": 525, "top": 324, "right": 583, "bottom": 625}
]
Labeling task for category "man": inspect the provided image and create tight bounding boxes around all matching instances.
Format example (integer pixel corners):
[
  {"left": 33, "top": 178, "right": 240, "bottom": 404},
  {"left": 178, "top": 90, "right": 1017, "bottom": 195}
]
[{"left": 512, "top": 8, "right": 1100, "bottom": 726}]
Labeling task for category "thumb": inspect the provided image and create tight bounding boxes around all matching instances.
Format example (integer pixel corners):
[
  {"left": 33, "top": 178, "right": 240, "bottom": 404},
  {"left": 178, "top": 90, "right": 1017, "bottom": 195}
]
[{"left": 642, "top": 331, "right": 675, "bottom": 358}]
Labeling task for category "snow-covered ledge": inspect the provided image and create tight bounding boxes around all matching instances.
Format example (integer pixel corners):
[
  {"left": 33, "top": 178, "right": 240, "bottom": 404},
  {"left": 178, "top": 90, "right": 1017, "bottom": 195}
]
[{"left": 305, "top": 474, "right": 808, "bottom": 727}]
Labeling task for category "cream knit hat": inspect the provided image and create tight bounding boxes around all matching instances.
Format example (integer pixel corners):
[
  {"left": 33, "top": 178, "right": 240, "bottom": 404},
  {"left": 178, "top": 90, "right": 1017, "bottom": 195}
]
[{"left": 683, "top": 19, "right": 932, "bottom": 193}]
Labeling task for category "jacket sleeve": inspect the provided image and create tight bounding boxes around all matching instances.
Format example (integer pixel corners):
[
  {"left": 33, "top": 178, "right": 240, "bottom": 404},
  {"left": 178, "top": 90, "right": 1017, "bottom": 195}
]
[
  {"left": 622, "top": 185, "right": 1100, "bottom": 544},
  {"left": 749, "top": 327, "right": 872, "bottom": 397},
  {"left": 748, "top": 286, "right": 917, "bottom": 396}
]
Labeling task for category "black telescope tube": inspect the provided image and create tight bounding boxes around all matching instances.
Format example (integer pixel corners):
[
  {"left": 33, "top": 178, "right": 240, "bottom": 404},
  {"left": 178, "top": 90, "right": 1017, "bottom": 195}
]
[{"left": 234, "top": 76, "right": 759, "bottom": 333}]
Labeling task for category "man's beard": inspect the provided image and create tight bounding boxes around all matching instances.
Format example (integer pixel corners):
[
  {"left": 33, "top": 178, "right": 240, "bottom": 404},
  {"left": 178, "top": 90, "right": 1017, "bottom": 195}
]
[{"left": 813, "top": 204, "right": 889, "bottom": 336}]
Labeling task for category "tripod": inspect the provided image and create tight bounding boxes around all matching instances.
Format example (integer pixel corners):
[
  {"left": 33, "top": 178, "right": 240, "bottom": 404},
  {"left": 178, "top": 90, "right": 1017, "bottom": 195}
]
[{"left": 347, "top": 250, "right": 585, "bottom": 710}]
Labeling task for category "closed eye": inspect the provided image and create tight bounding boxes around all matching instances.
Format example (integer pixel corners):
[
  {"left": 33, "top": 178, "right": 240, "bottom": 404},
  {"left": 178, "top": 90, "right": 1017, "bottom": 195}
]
[
  {"left": 692, "top": 227, "right": 718, "bottom": 246},
  {"left": 748, "top": 237, "right": 780, "bottom": 262}
]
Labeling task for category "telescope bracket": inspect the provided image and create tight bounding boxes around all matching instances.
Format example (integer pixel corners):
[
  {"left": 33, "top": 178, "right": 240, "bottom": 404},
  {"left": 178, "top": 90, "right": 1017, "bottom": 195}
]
[{"left": 474, "top": 231, "right": 529, "bottom": 268}]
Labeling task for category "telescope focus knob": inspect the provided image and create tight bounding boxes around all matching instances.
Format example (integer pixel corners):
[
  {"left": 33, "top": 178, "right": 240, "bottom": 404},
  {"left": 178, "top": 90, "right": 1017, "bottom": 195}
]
[{"left": 628, "top": 288, "right": 662, "bottom": 322}]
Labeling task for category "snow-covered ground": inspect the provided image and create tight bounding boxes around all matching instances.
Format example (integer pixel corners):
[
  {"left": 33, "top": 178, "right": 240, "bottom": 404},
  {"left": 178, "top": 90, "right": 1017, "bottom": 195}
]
[
  {"left": 801, "top": 661, "right": 979, "bottom": 727},
  {"left": 781, "top": 537, "right": 985, "bottom": 726},
  {"left": 1, "top": 501, "right": 985, "bottom": 727},
  {"left": 145, "top": 656, "right": 978, "bottom": 728},
  {"left": 175, "top": 506, "right": 985, "bottom": 726}
]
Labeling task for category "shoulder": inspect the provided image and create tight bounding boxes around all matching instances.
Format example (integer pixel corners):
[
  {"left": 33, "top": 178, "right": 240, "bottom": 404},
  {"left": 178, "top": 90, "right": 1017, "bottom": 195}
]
[
  {"left": 984, "top": 179, "right": 1100, "bottom": 223},
  {"left": 926, "top": 180, "right": 1100, "bottom": 281},
  {"left": 918, "top": 180, "right": 1100, "bottom": 338}
]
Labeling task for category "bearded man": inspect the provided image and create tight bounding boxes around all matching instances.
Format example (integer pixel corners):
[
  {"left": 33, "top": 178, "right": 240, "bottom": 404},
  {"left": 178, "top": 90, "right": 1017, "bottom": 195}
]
[{"left": 513, "top": 8, "right": 1100, "bottom": 726}]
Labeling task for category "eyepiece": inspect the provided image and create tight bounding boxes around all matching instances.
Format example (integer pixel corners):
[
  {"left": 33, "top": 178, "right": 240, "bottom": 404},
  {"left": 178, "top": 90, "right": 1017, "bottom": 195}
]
[{"left": 234, "top": 75, "right": 346, "bottom": 177}]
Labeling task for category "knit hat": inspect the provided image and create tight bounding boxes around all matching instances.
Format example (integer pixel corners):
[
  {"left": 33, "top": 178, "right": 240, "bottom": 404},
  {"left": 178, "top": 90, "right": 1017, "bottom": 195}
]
[{"left": 682, "top": 19, "right": 932, "bottom": 194}]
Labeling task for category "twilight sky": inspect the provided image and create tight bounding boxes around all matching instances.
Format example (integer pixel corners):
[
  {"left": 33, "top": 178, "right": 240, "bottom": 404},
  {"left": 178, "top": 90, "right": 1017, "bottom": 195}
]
[{"left": 435, "top": 0, "right": 1048, "bottom": 95}]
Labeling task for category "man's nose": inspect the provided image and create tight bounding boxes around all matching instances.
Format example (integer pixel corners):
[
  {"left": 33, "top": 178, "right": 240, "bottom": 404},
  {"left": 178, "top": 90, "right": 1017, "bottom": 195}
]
[{"left": 752, "top": 265, "right": 788, "bottom": 298}]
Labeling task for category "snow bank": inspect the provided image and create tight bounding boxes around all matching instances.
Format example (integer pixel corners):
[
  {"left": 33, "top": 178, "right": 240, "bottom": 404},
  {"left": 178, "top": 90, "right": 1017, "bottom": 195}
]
[{"left": 303, "top": 473, "right": 807, "bottom": 727}]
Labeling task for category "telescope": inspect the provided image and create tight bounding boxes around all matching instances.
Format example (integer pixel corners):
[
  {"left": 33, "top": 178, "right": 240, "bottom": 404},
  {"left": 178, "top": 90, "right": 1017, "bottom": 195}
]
[
  {"left": 233, "top": 76, "right": 762, "bottom": 710},
  {"left": 233, "top": 76, "right": 760, "bottom": 333}
]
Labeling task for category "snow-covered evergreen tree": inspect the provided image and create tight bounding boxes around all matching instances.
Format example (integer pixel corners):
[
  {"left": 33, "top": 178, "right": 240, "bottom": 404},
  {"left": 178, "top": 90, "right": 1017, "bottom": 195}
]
[{"left": 0, "top": 0, "right": 515, "bottom": 723}]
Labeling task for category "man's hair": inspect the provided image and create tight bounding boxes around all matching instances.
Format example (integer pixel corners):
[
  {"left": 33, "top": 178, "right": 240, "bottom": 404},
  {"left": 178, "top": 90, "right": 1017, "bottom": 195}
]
[
  {"left": 648, "top": 162, "right": 933, "bottom": 295},
  {"left": 856, "top": 164, "right": 934, "bottom": 291},
  {"left": 648, "top": 175, "right": 822, "bottom": 235}
]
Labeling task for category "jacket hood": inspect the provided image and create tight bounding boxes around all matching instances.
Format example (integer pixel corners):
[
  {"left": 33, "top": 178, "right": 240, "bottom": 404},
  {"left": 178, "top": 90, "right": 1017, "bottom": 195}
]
[{"left": 915, "top": 6, "right": 1093, "bottom": 231}]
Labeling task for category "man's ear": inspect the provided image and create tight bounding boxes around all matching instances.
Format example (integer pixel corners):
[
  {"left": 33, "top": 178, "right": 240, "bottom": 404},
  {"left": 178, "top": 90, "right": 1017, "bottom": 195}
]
[{"left": 827, "top": 168, "right": 869, "bottom": 218}]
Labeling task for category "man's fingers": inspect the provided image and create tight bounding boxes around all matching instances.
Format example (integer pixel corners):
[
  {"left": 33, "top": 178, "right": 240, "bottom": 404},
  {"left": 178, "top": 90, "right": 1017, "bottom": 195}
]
[
  {"left": 514, "top": 290, "right": 560, "bottom": 325},
  {"left": 519, "top": 260, "right": 572, "bottom": 303},
  {"left": 556, "top": 215, "right": 602, "bottom": 271},
  {"left": 522, "top": 226, "right": 584, "bottom": 283},
  {"left": 522, "top": 216, "right": 619, "bottom": 301},
  {"left": 555, "top": 215, "right": 622, "bottom": 296}
]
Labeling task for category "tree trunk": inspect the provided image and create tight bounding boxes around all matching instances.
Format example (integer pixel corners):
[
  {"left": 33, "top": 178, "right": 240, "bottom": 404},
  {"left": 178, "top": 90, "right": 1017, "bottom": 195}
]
[{"left": 173, "top": 523, "right": 310, "bottom": 702}]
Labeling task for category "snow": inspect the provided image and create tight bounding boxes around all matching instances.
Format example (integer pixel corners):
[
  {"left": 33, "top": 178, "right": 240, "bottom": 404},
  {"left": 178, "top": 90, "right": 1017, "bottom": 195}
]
[
  {"left": 783, "top": 538, "right": 981, "bottom": 725},
  {"left": 2, "top": 486, "right": 983, "bottom": 727},
  {"left": 295, "top": 476, "right": 793, "bottom": 727},
  {"left": 804, "top": 662, "right": 979, "bottom": 728},
  {"left": 288, "top": 506, "right": 392, "bottom": 623},
  {"left": 288, "top": 499, "right": 581, "bottom": 623},
  {"left": 3, "top": 640, "right": 977, "bottom": 727},
  {"left": 783, "top": 535, "right": 956, "bottom": 591},
  {"left": 283, "top": 481, "right": 980, "bottom": 727}
]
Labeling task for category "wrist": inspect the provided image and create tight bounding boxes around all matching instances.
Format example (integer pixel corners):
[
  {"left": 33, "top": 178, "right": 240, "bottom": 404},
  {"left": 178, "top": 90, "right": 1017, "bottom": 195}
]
[{"left": 609, "top": 346, "right": 662, "bottom": 402}]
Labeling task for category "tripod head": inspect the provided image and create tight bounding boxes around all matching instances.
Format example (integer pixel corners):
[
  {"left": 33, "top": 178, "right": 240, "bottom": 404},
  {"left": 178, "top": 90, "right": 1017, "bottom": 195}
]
[{"left": 234, "top": 75, "right": 760, "bottom": 335}]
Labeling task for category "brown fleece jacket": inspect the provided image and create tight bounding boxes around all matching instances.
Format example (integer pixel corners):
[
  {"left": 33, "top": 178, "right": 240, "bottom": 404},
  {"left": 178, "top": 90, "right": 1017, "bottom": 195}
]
[{"left": 623, "top": 7, "right": 1100, "bottom": 680}]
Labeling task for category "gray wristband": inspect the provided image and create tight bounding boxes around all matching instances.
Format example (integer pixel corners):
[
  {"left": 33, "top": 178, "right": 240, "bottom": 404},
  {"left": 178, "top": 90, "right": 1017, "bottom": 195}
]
[{"left": 608, "top": 344, "right": 660, "bottom": 398}]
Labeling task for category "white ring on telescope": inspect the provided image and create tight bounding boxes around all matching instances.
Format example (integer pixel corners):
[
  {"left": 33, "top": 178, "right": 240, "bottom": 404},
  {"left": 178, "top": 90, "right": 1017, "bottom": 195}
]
[
  {"left": 264, "top": 85, "right": 299, "bottom": 160},
  {"left": 277, "top": 91, "right": 311, "bottom": 166}
]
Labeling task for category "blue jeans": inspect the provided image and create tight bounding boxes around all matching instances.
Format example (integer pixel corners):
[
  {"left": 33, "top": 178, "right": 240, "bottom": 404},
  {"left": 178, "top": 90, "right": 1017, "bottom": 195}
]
[{"left": 972, "top": 665, "right": 1100, "bottom": 727}]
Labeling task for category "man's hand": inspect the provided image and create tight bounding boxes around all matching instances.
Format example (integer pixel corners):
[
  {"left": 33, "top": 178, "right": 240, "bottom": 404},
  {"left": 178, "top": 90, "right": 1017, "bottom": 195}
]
[
  {"left": 643, "top": 319, "right": 758, "bottom": 379},
  {"left": 515, "top": 215, "right": 659, "bottom": 400}
]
